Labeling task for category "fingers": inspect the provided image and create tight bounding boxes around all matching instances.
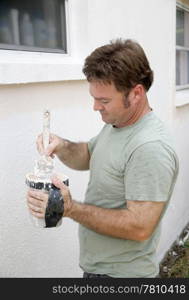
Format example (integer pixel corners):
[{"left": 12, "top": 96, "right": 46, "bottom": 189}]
[
  {"left": 28, "top": 189, "right": 48, "bottom": 201},
  {"left": 45, "top": 141, "right": 58, "bottom": 156},
  {"left": 27, "top": 190, "right": 48, "bottom": 218},
  {"left": 51, "top": 176, "right": 69, "bottom": 194},
  {"left": 36, "top": 134, "right": 44, "bottom": 155},
  {"left": 27, "top": 204, "right": 45, "bottom": 218},
  {"left": 36, "top": 133, "right": 58, "bottom": 156},
  {"left": 51, "top": 176, "right": 73, "bottom": 217}
]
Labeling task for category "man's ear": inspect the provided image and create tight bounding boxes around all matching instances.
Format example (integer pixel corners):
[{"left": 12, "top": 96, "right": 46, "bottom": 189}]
[{"left": 131, "top": 84, "right": 145, "bottom": 104}]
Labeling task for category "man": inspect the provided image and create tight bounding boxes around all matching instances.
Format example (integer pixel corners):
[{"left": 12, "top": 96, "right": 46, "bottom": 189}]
[{"left": 27, "top": 39, "right": 179, "bottom": 278}]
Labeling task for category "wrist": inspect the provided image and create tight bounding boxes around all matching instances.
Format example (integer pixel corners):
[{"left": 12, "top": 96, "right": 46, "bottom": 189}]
[
  {"left": 56, "top": 138, "right": 68, "bottom": 158},
  {"left": 66, "top": 199, "right": 78, "bottom": 219}
]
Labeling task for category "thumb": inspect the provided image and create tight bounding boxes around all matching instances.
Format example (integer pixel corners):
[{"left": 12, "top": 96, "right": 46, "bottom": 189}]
[
  {"left": 45, "top": 143, "right": 55, "bottom": 156},
  {"left": 51, "top": 176, "right": 67, "bottom": 192},
  {"left": 45, "top": 138, "right": 59, "bottom": 156}
]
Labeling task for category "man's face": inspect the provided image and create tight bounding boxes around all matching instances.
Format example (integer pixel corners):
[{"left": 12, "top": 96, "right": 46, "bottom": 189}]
[{"left": 89, "top": 81, "right": 132, "bottom": 127}]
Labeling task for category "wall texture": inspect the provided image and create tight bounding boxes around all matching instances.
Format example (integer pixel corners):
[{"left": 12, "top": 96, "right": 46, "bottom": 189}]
[
  {"left": 0, "top": 0, "right": 188, "bottom": 277},
  {"left": 0, "top": 80, "right": 103, "bottom": 277}
]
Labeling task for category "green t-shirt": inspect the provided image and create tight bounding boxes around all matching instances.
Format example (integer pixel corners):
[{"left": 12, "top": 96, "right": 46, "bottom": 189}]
[{"left": 79, "top": 112, "right": 179, "bottom": 277}]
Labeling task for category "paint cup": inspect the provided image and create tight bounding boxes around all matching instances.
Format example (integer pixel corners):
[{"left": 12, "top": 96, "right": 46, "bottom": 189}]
[{"left": 26, "top": 173, "right": 69, "bottom": 228}]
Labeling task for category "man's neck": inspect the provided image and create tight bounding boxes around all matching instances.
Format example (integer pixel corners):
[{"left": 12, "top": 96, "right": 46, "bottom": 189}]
[{"left": 115, "top": 104, "right": 152, "bottom": 128}]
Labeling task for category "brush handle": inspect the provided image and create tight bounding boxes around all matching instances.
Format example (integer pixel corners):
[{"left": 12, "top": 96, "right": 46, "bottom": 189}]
[{"left": 43, "top": 110, "right": 50, "bottom": 151}]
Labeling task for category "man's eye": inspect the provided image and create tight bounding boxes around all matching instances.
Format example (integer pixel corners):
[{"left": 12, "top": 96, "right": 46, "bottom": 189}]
[{"left": 101, "top": 100, "right": 109, "bottom": 104}]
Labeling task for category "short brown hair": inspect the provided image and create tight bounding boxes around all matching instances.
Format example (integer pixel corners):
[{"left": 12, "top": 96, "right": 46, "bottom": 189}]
[{"left": 83, "top": 39, "right": 153, "bottom": 92}]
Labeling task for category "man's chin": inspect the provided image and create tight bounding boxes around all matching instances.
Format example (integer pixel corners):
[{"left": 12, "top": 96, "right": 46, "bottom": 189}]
[
  {"left": 102, "top": 117, "right": 111, "bottom": 124},
  {"left": 101, "top": 115, "right": 111, "bottom": 124}
]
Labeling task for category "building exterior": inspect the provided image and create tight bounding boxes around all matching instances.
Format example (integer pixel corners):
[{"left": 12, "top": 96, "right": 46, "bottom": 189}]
[{"left": 0, "top": 0, "right": 188, "bottom": 277}]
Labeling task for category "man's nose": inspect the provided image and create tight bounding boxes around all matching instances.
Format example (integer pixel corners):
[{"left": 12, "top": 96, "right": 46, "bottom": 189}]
[{"left": 93, "top": 100, "right": 103, "bottom": 111}]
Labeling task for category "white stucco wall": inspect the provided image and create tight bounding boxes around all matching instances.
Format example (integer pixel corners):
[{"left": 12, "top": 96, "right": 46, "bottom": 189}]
[
  {"left": 0, "top": 0, "right": 188, "bottom": 277},
  {"left": 0, "top": 80, "right": 103, "bottom": 277}
]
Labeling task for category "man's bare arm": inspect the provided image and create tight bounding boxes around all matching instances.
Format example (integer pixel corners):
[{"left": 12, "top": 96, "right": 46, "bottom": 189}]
[
  {"left": 27, "top": 177, "right": 165, "bottom": 242},
  {"left": 57, "top": 140, "right": 90, "bottom": 170},
  {"left": 68, "top": 200, "right": 165, "bottom": 241},
  {"left": 37, "top": 133, "right": 90, "bottom": 170}
]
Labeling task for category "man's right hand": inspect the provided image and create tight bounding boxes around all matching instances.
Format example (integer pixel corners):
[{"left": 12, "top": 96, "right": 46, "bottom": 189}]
[
  {"left": 36, "top": 133, "right": 90, "bottom": 170},
  {"left": 36, "top": 133, "right": 64, "bottom": 158}
]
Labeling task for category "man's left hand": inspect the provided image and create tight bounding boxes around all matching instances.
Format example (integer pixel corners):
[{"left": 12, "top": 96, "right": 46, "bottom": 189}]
[
  {"left": 27, "top": 176, "right": 73, "bottom": 219},
  {"left": 51, "top": 176, "right": 73, "bottom": 217}
]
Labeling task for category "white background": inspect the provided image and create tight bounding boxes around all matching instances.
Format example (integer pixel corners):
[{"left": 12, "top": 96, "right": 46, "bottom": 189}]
[{"left": 0, "top": 0, "right": 188, "bottom": 277}]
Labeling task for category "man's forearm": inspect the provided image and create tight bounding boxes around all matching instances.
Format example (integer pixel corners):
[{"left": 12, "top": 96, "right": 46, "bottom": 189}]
[
  {"left": 57, "top": 140, "right": 90, "bottom": 170},
  {"left": 67, "top": 200, "right": 146, "bottom": 241}
]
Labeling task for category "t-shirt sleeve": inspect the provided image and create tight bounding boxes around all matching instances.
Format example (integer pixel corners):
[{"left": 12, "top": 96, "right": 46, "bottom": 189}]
[
  {"left": 87, "top": 135, "right": 99, "bottom": 155},
  {"left": 124, "top": 141, "right": 178, "bottom": 202}
]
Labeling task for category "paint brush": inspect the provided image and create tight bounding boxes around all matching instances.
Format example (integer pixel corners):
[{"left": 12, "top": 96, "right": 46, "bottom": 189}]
[
  {"left": 43, "top": 109, "right": 50, "bottom": 152},
  {"left": 33, "top": 110, "right": 54, "bottom": 178}
]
